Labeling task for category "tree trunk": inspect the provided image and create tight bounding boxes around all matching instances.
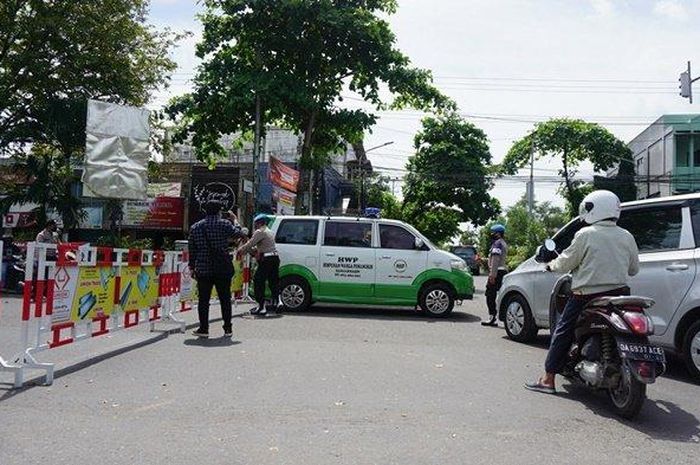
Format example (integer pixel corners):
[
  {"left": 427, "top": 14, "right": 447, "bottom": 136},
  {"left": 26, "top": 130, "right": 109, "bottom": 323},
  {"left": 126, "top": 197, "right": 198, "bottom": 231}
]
[
  {"left": 301, "top": 110, "right": 318, "bottom": 214},
  {"left": 562, "top": 148, "right": 574, "bottom": 207}
]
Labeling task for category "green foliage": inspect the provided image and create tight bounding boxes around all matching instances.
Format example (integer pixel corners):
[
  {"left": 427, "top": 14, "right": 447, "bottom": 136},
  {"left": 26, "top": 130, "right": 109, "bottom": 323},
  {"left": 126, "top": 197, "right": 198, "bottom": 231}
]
[
  {"left": 501, "top": 118, "right": 631, "bottom": 215},
  {"left": 403, "top": 203, "right": 461, "bottom": 247},
  {"left": 95, "top": 234, "right": 153, "bottom": 250},
  {"left": 1, "top": 0, "right": 181, "bottom": 155},
  {"left": 458, "top": 228, "right": 479, "bottom": 246},
  {"left": 168, "top": 0, "right": 453, "bottom": 168},
  {"left": 402, "top": 113, "right": 500, "bottom": 245},
  {"left": 594, "top": 157, "right": 637, "bottom": 203},
  {"left": 0, "top": 0, "right": 180, "bottom": 229},
  {"left": 0, "top": 145, "right": 85, "bottom": 229},
  {"left": 479, "top": 198, "right": 568, "bottom": 270}
]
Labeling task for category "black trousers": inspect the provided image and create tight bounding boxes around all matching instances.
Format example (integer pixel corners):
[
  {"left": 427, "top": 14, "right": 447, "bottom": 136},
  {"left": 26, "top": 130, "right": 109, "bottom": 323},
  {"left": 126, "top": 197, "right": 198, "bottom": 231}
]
[
  {"left": 485, "top": 269, "right": 507, "bottom": 317},
  {"left": 197, "top": 274, "right": 233, "bottom": 332},
  {"left": 254, "top": 256, "right": 280, "bottom": 309}
]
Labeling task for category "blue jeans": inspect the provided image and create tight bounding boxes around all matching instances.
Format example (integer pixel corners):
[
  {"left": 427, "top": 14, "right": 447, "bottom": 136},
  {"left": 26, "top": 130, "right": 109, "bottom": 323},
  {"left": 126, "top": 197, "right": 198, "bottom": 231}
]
[
  {"left": 545, "top": 297, "right": 586, "bottom": 374},
  {"left": 545, "top": 287, "right": 629, "bottom": 374}
]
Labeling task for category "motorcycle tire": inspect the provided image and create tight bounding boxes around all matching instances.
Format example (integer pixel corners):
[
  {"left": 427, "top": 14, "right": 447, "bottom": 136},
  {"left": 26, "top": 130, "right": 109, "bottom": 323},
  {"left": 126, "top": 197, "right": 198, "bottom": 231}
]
[{"left": 607, "top": 363, "right": 646, "bottom": 420}]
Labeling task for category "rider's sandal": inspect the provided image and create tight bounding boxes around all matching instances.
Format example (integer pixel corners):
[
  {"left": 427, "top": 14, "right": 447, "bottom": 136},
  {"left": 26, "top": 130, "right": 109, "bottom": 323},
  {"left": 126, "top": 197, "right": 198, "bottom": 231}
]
[{"left": 524, "top": 381, "right": 556, "bottom": 395}]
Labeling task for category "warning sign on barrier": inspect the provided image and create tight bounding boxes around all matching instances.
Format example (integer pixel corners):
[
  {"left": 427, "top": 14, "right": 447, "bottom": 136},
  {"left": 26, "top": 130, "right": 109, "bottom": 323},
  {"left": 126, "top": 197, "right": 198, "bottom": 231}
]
[
  {"left": 53, "top": 266, "right": 118, "bottom": 323},
  {"left": 188, "top": 256, "right": 245, "bottom": 301},
  {"left": 119, "top": 266, "right": 159, "bottom": 312}
]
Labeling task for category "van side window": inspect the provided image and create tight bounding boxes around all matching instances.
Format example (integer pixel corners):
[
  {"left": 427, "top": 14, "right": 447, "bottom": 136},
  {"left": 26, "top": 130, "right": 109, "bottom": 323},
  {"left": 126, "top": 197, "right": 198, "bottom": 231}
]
[
  {"left": 618, "top": 207, "right": 683, "bottom": 252},
  {"left": 324, "top": 222, "right": 372, "bottom": 248},
  {"left": 379, "top": 225, "right": 416, "bottom": 250},
  {"left": 276, "top": 220, "right": 318, "bottom": 245}
]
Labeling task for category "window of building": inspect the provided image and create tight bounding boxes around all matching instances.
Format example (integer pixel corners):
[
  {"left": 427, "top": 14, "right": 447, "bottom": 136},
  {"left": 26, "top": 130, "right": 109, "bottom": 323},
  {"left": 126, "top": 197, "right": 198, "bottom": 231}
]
[
  {"left": 618, "top": 206, "right": 683, "bottom": 252},
  {"left": 676, "top": 134, "right": 691, "bottom": 168},
  {"left": 694, "top": 134, "right": 700, "bottom": 167},
  {"left": 379, "top": 225, "right": 417, "bottom": 250},
  {"left": 276, "top": 220, "right": 318, "bottom": 245},
  {"left": 324, "top": 221, "right": 372, "bottom": 248}
]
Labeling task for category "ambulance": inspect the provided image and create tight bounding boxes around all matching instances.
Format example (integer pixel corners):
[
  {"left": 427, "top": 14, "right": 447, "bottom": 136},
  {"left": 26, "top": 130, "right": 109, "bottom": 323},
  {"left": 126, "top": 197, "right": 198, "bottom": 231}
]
[{"left": 269, "top": 216, "right": 474, "bottom": 317}]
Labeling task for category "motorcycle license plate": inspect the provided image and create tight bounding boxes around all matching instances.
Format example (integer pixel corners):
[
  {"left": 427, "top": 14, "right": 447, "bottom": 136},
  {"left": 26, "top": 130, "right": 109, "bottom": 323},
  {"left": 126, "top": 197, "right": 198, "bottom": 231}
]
[{"left": 617, "top": 341, "right": 666, "bottom": 363}]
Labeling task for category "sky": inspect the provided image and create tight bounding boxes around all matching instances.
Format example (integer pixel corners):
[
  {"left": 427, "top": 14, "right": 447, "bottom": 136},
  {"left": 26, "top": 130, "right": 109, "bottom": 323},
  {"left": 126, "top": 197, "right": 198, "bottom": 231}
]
[{"left": 148, "top": 0, "right": 700, "bottom": 209}]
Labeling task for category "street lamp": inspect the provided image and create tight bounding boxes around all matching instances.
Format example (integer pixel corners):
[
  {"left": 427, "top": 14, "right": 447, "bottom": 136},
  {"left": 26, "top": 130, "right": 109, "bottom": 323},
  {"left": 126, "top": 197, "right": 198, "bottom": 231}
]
[{"left": 360, "top": 141, "right": 394, "bottom": 212}]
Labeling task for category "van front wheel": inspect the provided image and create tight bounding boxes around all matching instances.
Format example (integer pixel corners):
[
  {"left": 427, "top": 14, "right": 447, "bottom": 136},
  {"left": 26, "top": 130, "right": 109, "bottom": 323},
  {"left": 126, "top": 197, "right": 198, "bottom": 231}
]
[
  {"left": 419, "top": 283, "right": 455, "bottom": 318},
  {"left": 279, "top": 276, "right": 311, "bottom": 312}
]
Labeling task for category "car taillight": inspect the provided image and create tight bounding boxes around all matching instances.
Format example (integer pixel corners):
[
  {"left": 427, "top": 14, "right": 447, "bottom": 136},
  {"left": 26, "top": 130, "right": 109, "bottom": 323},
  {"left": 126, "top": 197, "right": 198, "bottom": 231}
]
[{"left": 622, "top": 312, "right": 654, "bottom": 335}]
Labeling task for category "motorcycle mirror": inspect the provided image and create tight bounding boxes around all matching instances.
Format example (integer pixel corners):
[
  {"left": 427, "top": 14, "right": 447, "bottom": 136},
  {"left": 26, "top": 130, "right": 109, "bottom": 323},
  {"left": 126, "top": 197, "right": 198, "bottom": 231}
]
[{"left": 544, "top": 239, "right": 556, "bottom": 252}]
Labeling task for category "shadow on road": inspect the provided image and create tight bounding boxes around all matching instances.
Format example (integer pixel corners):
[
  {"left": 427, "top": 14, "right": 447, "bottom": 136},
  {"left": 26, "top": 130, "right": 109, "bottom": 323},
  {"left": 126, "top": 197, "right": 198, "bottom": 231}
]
[
  {"left": 558, "top": 383, "right": 700, "bottom": 443},
  {"left": 183, "top": 337, "right": 241, "bottom": 347},
  {"left": 288, "top": 307, "right": 480, "bottom": 323}
]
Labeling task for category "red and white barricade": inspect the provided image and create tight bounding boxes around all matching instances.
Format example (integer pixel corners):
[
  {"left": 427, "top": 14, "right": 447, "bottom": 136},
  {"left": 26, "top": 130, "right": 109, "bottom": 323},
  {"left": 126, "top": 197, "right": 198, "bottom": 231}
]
[{"left": 4, "top": 242, "right": 181, "bottom": 388}]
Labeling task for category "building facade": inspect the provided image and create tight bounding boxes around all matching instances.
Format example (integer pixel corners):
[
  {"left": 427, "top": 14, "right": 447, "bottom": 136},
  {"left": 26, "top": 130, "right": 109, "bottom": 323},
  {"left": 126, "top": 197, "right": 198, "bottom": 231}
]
[{"left": 620, "top": 114, "right": 700, "bottom": 199}]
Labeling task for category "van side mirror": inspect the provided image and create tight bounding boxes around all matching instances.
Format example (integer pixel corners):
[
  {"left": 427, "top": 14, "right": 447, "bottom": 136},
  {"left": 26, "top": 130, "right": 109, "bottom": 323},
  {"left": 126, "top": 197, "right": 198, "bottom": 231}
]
[{"left": 415, "top": 238, "right": 425, "bottom": 250}]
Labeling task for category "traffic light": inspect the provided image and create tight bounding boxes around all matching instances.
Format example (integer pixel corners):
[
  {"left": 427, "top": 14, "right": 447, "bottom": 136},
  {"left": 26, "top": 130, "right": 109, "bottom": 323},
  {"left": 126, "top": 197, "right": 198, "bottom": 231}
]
[{"left": 679, "top": 71, "right": 692, "bottom": 99}]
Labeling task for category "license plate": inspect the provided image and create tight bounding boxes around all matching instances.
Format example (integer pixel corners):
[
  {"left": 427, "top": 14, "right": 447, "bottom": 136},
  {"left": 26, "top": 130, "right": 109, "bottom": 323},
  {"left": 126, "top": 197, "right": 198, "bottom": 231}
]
[{"left": 618, "top": 341, "right": 666, "bottom": 363}]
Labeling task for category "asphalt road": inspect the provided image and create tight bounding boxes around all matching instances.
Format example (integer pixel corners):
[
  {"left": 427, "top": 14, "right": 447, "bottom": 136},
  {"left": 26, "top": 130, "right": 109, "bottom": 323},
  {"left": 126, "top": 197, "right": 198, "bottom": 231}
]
[{"left": 0, "top": 276, "right": 698, "bottom": 465}]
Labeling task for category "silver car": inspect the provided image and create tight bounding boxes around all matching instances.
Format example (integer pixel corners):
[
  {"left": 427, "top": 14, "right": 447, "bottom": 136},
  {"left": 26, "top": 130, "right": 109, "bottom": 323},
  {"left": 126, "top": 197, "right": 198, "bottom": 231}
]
[{"left": 497, "top": 193, "right": 700, "bottom": 381}]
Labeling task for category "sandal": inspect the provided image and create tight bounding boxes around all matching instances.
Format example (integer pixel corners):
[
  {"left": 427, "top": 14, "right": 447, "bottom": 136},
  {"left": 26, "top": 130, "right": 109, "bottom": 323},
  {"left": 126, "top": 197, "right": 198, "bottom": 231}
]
[{"left": 524, "top": 380, "right": 556, "bottom": 394}]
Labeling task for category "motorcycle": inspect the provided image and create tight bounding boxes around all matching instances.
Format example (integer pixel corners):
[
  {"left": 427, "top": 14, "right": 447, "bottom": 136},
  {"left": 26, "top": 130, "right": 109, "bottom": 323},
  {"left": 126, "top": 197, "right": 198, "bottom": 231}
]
[{"left": 535, "top": 239, "right": 666, "bottom": 419}]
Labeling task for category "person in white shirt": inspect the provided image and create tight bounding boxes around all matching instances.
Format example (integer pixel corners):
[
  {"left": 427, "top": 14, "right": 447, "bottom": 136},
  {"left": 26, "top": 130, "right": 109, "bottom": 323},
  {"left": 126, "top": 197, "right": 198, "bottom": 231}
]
[{"left": 525, "top": 190, "right": 639, "bottom": 394}]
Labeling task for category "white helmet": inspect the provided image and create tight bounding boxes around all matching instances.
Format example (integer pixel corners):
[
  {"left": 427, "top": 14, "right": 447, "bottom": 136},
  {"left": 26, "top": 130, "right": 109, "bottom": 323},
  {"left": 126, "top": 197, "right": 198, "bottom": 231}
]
[{"left": 579, "top": 190, "right": 621, "bottom": 224}]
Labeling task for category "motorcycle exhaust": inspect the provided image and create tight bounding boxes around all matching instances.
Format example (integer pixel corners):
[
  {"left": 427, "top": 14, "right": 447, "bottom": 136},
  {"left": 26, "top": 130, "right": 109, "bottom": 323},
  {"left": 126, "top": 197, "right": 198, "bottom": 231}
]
[{"left": 576, "top": 360, "right": 605, "bottom": 387}]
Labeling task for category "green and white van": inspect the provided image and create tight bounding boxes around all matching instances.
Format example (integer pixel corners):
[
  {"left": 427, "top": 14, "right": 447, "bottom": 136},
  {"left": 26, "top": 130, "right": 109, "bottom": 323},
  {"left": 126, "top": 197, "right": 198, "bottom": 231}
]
[{"left": 270, "top": 216, "right": 474, "bottom": 317}]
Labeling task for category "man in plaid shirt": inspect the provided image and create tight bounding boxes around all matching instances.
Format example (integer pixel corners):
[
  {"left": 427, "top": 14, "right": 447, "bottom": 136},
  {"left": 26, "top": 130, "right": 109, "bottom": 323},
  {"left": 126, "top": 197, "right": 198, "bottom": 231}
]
[{"left": 189, "top": 200, "right": 243, "bottom": 338}]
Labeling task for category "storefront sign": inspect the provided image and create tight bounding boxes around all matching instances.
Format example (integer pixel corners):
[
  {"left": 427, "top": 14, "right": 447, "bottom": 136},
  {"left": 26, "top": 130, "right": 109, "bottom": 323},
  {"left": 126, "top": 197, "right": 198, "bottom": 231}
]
[
  {"left": 123, "top": 197, "right": 184, "bottom": 230},
  {"left": 147, "top": 182, "right": 182, "bottom": 197},
  {"left": 79, "top": 206, "right": 104, "bottom": 230},
  {"left": 272, "top": 185, "right": 296, "bottom": 215},
  {"left": 189, "top": 166, "right": 240, "bottom": 226},
  {"left": 269, "top": 156, "right": 300, "bottom": 193}
]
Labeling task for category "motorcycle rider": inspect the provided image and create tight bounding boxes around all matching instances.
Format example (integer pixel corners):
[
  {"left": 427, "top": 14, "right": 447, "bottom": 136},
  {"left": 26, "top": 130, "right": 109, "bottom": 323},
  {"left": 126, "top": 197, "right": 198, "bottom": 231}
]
[
  {"left": 482, "top": 224, "right": 508, "bottom": 327},
  {"left": 525, "top": 190, "right": 639, "bottom": 394}
]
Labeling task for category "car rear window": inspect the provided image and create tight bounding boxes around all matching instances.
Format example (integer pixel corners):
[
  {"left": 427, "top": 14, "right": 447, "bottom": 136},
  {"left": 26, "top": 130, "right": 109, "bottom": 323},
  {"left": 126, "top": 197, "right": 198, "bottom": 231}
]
[
  {"left": 276, "top": 219, "right": 318, "bottom": 245},
  {"left": 618, "top": 206, "right": 683, "bottom": 252}
]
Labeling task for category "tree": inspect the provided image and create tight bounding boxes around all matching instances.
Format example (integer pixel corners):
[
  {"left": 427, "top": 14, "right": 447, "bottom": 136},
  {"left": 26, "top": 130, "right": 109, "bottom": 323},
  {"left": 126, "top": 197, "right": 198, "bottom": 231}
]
[
  {"left": 0, "top": 145, "right": 84, "bottom": 229},
  {"left": 501, "top": 119, "right": 632, "bottom": 216},
  {"left": 0, "top": 0, "right": 180, "bottom": 226},
  {"left": 594, "top": 157, "right": 637, "bottom": 202},
  {"left": 168, "top": 0, "right": 453, "bottom": 181},
  {"left": 402, "top": 113, "right": 500, "bottom": 245},
  {"left": 1, "top": 0, "right": 180, "bottom": 154}
]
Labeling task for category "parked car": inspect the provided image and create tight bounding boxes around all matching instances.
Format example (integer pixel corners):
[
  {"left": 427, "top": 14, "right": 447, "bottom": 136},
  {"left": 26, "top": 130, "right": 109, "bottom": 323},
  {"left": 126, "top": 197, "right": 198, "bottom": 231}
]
[
  {"left": 270, "top": 216, "right": 474, "bottom": 317},
  {"left": 449, "top": 245, "right": 481, "bottom": 275},
  {"left": 496, "top": 193, "right": 700, "bottom": 381}
]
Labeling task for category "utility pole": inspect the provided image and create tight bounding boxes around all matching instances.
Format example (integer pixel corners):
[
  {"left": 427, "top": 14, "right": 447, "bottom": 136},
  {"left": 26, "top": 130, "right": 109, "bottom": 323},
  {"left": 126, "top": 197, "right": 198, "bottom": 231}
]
[
  {"left": 527, "top": 138, "right": 535, "bottom": 215},
  {"left": 679, "top": 60, "right": 700, "bottom": 103},
  {"left": 252, "top": 94, "right": 261, "bottom": 218},
  {"left": 361, "top": 141, "right": 395, "bottom": 213}
]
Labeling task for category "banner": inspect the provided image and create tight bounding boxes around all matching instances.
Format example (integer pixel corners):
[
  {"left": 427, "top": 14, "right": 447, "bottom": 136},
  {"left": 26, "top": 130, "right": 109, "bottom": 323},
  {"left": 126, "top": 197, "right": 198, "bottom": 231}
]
[
  {"left": 272, "top": 185, "right": 296, "bottom": 215},
  {"left": 123, "top": 197, "right": 184, "bottom": 230},
  {"left": 52, "top": 266, "right": 117, "bottom": 323},
  {"left": 147, "top": 182, "right": 181, "bottom": 197},
  {"left": 82, "top": 100, "right": 150, "bottom": 200},
  {"left": 189, "top": 166, "right": 239, "bottom": 226},
  {"left": 119, "top": 265, "right": 160, "bottom": 312},
  {"left": 269, "top": 156, "right": 300, "bottom": 193}
]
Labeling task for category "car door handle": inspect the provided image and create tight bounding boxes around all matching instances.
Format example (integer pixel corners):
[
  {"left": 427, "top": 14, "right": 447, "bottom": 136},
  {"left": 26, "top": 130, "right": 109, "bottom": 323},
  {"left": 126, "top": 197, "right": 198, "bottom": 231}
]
[
  {"left": 666, "top": 264, "right": 689, "bottom": 271},
  {"left": 380, "top": 255, "right": 391, "bottom": 260},
  {"left": 325, "top": 253, "right": 335, "bottom": 257}
]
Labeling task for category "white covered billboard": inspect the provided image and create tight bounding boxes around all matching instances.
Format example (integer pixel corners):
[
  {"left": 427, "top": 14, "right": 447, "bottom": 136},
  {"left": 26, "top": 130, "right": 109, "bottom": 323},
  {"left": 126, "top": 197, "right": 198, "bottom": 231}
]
[{"left": 82, "top": 100, "right": 150, "bottom": 200}]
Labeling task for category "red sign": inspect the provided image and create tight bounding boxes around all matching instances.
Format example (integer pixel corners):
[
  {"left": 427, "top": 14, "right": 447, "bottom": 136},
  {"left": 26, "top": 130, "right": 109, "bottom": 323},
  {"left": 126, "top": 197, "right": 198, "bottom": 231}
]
[
  {"left": 269, "top": 156, "right": 300, "bottom": 193},
  {"left": 123, "top": 197, "right": 184, "bottom": 230}
]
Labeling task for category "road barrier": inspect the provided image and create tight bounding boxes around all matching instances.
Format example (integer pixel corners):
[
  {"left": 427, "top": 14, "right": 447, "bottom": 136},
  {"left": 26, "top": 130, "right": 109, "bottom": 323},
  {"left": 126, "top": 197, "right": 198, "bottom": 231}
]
[{"left": 0, "top": 242, "right": 255, "bottom": 388}]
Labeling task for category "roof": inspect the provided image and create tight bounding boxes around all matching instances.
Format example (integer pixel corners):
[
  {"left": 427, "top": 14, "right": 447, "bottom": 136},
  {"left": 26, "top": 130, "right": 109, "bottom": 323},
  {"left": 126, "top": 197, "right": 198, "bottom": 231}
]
[{"left": 622, "top": 192, "right": 700, "bottom": 208}]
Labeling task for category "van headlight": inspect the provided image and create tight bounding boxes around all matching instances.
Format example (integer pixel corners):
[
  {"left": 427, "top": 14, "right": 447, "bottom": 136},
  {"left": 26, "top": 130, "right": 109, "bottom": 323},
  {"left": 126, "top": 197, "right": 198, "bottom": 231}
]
[{"left": 451, "top": 259, "right": 467, "bottom": 271}]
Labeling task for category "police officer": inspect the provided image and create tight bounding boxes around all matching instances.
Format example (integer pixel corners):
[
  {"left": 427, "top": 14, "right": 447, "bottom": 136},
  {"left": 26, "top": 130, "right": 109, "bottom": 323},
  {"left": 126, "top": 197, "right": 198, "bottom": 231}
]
[
  {"left": 237, "top": 213, "right": 279, "bottom": 316},
  {"left": 482, "top": 223, "right": 508, "bottom": 327}
]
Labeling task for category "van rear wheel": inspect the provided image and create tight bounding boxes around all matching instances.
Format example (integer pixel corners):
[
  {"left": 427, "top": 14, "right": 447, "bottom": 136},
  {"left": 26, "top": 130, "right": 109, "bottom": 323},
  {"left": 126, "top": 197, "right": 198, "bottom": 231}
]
[
  {"left": 419, "top": 283, "right": 455, "bottom": 318},
  {"left": 279, "top": 276, "right": 311, "bottom": 312}
]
